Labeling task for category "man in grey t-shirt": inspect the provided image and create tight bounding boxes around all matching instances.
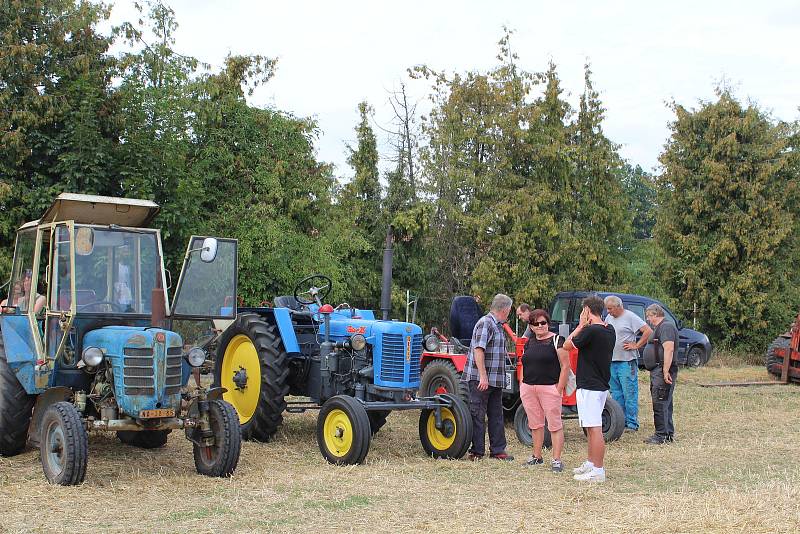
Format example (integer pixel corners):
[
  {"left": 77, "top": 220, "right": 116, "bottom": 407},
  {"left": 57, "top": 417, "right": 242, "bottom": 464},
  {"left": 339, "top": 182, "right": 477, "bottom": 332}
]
[{"left": 603, "top": 296, "right": 653, "bottom": 431}]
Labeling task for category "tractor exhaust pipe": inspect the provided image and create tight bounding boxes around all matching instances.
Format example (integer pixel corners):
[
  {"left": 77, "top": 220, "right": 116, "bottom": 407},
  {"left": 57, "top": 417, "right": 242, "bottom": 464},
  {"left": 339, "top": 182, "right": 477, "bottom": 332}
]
[{"left": 380, "top": 225, "right": 394, "bottom": 321}]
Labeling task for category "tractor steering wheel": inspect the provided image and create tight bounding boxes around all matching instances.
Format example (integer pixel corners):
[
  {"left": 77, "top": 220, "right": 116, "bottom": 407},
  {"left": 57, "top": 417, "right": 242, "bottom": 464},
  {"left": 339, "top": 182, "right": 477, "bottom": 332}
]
[
  {"left": 77, "top": 300, "right": 123, "bottom": 313},
  {"left": 293, "top": 274, "right": 332, "bottom": 306}
]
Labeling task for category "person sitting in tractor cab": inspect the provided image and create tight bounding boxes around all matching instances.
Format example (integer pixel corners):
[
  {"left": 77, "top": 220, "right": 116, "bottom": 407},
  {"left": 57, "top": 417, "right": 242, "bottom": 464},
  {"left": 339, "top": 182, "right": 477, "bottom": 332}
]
[{"left": 3, "top": 270, "right": 45, "bottom": 314}]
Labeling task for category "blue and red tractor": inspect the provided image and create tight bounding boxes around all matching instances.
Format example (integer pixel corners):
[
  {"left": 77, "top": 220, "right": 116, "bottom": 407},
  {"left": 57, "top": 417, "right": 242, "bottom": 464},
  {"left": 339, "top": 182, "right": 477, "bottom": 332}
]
[
  {"left": 0, "top": 194, "right": 241, "bottom": 485},
  {"left": 419, "top": 296, "right": 625, "bottom": 448}
]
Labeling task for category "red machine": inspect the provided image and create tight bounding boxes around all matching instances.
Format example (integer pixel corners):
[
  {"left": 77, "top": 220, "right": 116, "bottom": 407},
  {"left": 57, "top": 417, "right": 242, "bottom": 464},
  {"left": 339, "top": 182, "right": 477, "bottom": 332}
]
[{"left": 420, "top": 297, "right": 624, "bottom": 447}]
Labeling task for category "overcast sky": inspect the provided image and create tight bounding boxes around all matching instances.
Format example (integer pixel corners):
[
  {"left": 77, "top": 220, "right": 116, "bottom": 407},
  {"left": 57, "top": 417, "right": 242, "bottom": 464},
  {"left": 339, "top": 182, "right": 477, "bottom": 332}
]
[{"left": 108, "top": 0, "right": 800, "bottom": 178}]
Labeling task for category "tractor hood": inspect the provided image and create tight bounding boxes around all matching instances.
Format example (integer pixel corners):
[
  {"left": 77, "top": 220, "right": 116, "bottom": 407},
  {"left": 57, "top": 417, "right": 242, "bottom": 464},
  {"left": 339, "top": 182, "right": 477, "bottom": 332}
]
[
  {"left": 83, "top": 326, "right": 184, "bottom": 417},
  {"left": 319, "top": 316, "right": 423, "bottom": 341}
]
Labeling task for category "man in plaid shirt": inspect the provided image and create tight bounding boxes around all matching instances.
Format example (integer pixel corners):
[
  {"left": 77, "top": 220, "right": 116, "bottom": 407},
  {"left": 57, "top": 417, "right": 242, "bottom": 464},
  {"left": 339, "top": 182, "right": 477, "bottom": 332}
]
[{"left": 461, "top": 293, "right": 514, "bottom": 461}]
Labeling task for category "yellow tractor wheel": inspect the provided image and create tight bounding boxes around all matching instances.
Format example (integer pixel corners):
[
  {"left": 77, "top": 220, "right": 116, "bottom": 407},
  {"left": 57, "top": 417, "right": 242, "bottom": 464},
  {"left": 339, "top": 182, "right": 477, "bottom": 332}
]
[
  {"left": 214, "top": 314, "right": 289, "bottom": 441},
  {"left": 317, "top": 395, "right": 371, "bottom": 465},
  {"left": 419, "top": 393, "right": 472, "bottom": 459}
]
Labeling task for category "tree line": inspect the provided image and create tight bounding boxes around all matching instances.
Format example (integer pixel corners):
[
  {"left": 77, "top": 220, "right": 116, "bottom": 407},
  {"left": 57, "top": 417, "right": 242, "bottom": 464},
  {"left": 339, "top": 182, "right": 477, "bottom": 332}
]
[{"left": 2, "top": 1, "right": 798, "bottom": 351}]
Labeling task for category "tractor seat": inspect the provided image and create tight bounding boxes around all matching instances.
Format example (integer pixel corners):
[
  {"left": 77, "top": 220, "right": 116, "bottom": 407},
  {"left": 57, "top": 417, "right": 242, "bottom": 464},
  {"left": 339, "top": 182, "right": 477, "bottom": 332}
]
[
  {"left": 273, "top": 295, "right": 304, "bottom": 311},
  {"left": 449, "top": 295, "right": 483, "bottom": 346},
  {"left": 59, "top": 289, "right": 97, "bottom": 310}
]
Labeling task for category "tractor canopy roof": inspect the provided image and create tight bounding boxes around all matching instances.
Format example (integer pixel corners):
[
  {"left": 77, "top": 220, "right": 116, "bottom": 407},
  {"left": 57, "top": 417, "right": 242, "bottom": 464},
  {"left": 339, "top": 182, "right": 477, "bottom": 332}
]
[{"left": 22, "top": 193, "right": 160, "bottom": 229}]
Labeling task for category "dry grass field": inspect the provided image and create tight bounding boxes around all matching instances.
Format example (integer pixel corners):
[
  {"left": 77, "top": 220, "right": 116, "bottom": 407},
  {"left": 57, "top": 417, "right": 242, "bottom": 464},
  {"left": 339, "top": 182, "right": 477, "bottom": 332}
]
[{"left": 1, "top": 362, "right": 798, "bottom": 533}]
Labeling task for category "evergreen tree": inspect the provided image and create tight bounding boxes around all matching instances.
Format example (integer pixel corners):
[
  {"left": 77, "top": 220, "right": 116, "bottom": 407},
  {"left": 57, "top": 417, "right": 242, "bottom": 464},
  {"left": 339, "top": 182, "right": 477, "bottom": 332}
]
[{"left": 656, "top": 89, "right": 799, "bottom": 349}]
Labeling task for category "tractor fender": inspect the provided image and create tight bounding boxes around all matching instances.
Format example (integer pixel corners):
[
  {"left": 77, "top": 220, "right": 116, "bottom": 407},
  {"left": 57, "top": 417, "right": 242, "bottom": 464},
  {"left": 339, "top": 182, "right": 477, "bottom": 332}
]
[
  {"left": 27, "top": 386, "right": 73, "bottom": 447},
  {"left": 185, "top": 387, "right": 228, "bottom": 420},
  {"left": 420, "top": 352, "right": 468, "bottom": 373}
]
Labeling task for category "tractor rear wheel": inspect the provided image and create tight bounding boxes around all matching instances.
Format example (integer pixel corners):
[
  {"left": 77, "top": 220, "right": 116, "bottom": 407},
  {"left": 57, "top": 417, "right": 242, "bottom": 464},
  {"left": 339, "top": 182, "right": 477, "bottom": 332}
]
[
  {"left": 0, "top": 335, "right": 36, "bottom": 457},
  {"left": 581, "top": 396, "right": 625, "bottom": 443},
  {"left": 39, "top": 401, "right": 88, "bottom": 486},
  {"left": 419, "top": 360, "right": 469, "bottom": 403},
  {"left": 317, "top": 395, "right": 371, "bottom": 465},
  {"left": 117, "top": 429, "right": 170, "bottom": 449},
  {"left": 214, "top": 313, "right": 289, "bottom": 441},
  {"left": 193, "top": 399, "right": 242, "bottom": 478},
  {"left": 513, "top": 403, "right": 552, "bottom": 449},
  {"left": 765, "top": 336, "right": 789, "bottom": 377},
  {"left": 418, "top": 394, "right": 472, "bottom": 459}
]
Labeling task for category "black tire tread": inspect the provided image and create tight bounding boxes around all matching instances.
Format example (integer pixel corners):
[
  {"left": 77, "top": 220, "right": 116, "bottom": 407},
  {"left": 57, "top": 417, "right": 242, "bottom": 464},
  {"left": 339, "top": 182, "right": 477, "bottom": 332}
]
[
  {"left": 420, "top": 359, "right": 469, "bottom": 403},
  {"left": 765, "top": 336, "right": 789, "bottom": 377},
  {"left": 193, "top": 399, "right": 242, "bottom": 477},
  {"left": 117, "top": 429, "right": 170, "bottom": 449},
  {"left": 214, "top": 313, "right": 290, "bottom": 442},
  {"left": 0, "top": 334, "right": 36, "bottom": 457},
  {"left": 40, "top": 401, "right": 88, "bottom": 485}
]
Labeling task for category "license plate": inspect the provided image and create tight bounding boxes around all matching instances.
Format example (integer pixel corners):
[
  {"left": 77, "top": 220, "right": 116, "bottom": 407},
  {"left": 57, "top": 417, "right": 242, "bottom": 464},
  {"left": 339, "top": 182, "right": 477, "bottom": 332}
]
[
  {"left": 139, "top": 408, "right": 175, "bottom": 419},
  {"left": 504, "top": 371, "right": 514, "bottom": 390}
]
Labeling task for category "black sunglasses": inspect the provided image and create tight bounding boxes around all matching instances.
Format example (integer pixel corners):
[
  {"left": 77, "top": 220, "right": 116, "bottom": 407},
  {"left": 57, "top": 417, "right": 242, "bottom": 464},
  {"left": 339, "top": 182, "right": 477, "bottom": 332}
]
[{"left": 532, "top": 320, "right": 548, "bottom": 327}]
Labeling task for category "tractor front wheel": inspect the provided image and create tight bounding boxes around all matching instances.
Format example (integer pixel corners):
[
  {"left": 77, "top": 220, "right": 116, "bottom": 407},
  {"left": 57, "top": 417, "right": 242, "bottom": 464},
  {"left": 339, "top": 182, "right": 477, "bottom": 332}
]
[
  {"left": 214, "top": 313, "right": 289, "bottom": 441},
  {"left": 193, "top": 400, "right": 242, "bottom": 478},
  {"left": 418, "top": 393, "right": 472, "bottom": 459},
  {"left": 117, "top": 429, "right": 171, "bottom": 449},
  {"left": 0, "top": 336, "right": 36, "bottom": 456},
  {"left": 39, "top": 401, "right": 88, "bottom": 486},
  {"left": 513, "top": 403, "right": 552, "bottom": 449},
  {"left": 419, "top": 359, "right": 469, "bottom": 403},
  {"left": 317, "top": 396, "right": 371, "bottom": 465}
]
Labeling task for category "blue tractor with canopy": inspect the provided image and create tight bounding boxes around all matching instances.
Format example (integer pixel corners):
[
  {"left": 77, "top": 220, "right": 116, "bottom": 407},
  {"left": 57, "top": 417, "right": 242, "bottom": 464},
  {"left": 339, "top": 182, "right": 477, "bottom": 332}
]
[{"left": 0, "top": 194, "right": 241, "bottom": 485}]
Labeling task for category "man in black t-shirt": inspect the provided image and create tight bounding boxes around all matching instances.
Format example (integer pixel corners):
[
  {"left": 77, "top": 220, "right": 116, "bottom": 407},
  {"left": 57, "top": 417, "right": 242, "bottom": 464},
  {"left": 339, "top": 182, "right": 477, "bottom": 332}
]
[
  {"left": 643, "top": 303, "right": 679, "bottom": 445},
  {"left": 563, "top": 295, "right": 615, "bottom": 483}
]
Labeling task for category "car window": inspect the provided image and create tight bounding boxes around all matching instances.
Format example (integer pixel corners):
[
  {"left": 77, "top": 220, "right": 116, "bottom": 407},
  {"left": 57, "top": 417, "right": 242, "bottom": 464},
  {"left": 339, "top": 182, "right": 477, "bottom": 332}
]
[
  {"left": 627, "top": 303, "right": 646, "bottom": 321},
  {"left": 551, "top": 297, "right": 570, "bottom": 324},
  {"left": 568, "top": 298, "right": 583, "bottom": 323}
]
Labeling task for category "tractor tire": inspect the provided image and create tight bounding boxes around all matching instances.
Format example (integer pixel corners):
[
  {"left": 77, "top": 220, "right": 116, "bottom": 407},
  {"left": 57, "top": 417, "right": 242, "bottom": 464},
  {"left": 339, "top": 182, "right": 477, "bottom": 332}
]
[
  {"left": 317, "top": 395, "right": 372, "bottom": 465},
  {"left": 39, "top": 401, "right": 88, "bottom": 486},
  {"left": 193, "top": 399, "right": 242, "bottom": 478},
  {"left": 419, "top": 393, "right": 472, "bottom": 459},
  {"left": 117, "top": 429, "right": 171, "bottom": 449},
  {"left": 765, "top": 336, "right": 789, "bottom": 377},
  {"left": 419, "top": 360, "right": 469, "bottom": 404},
  {"left": 367, "top": 410, "right": 390, "bottom": 436},
  {"left": 513, "top": 403, "right": 552, "bottom": 449},
  {"left": 214, "top": 313, "right": 289, "bottom": 442},
  {"left": 581, "top": 396, "right": 625, "bottom": 443},
  {"left": 0, "top": 335, "right": 36, "bottom": 457}
]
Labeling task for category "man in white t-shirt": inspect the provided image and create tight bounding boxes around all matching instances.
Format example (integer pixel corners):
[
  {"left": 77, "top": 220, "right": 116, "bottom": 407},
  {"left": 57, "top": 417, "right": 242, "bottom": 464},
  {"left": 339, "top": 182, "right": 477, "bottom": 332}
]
[{"left": 603, "top": 295, "right": 652, "bottom": 432}]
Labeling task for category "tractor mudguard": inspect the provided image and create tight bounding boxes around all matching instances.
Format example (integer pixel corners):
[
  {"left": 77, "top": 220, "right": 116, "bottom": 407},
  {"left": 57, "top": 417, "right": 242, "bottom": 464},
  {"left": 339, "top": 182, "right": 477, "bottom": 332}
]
[
  {"left": 28, "top": 387, "right": 73, "bottom": 447},
  {"left": 271, "top": 307, "right": 301, "bottom": 354}
]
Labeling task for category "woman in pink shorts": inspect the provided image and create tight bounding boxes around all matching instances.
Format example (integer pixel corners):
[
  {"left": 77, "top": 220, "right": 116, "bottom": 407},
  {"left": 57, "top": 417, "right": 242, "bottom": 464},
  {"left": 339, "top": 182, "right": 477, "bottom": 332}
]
[{"left": 520, "top": 309, "right": 571, "bottom": 472}]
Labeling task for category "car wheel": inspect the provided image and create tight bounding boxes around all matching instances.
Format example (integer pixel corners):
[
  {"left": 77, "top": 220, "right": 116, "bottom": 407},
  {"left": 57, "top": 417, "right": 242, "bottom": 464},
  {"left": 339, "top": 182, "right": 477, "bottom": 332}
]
[{"left": 686, "top": 346, "right": 705, "bottom": 368}]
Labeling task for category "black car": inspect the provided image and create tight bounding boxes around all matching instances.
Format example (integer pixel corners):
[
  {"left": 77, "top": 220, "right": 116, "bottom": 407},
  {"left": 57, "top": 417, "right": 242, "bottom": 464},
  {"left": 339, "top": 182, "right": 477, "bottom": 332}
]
[{"left": 548, "top": 291, "right": 713, "bottom": 367}]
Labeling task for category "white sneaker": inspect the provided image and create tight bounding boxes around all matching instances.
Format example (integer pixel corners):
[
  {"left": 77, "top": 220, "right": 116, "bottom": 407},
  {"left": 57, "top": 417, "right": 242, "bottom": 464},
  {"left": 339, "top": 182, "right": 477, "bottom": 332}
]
[
  {"left": 573, "top": 468, "right": 606, "bottom": 483},
  {"left": 572, "top": 461, "right": 592, "bottom": 475}
]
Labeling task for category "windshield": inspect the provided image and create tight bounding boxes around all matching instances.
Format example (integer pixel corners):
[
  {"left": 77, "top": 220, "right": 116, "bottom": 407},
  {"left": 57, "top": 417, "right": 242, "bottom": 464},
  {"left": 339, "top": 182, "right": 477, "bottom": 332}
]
[{"left": 54, "top": 226, "right": 161, "bottom": 314}]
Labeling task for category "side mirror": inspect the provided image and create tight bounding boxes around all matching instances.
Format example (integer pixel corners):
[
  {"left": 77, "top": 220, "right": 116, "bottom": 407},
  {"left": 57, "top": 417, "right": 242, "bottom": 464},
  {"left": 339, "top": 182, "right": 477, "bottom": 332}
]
[{"left": 200, "top": 238, "right": 218, "bottom": 263}]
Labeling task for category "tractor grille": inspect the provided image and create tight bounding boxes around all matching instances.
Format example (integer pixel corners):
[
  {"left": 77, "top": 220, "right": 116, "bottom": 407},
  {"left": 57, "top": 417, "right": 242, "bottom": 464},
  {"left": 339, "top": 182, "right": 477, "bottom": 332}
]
[
  {"left": 122, "top": 345, "right": 183, "bottom": 396},
  {"left": 124, "top": 346, "right": 154, "bottom": 396},
  {"left": 380, "top": 333, "right": 422, "bottom": 383},
  {"left": 165, "top": 346, "right": 183, "bottom": 395}
]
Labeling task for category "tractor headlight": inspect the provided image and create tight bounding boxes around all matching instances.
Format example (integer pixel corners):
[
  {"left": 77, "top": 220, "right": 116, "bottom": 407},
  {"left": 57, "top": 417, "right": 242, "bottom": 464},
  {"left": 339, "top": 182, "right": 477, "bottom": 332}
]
[
  {"left": 350, "top": 334, "right": 367, "bottom": 351},
  {"left": 424, "top": 334, "right": 440, "bottom": 352},
  {"left": 82, "top": 347, "right": 104, "bottom": 367},
  {"left": 186, "top": 347, "right": 206, "bottom": 367}
]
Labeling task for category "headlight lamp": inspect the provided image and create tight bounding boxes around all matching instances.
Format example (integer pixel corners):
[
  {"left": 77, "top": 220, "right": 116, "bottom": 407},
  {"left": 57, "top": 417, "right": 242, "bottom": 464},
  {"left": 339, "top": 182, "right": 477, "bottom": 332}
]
[
  {"left": 82, "top": 347, "right": 104, "bottom": 367},
  {"left": 424, "top": 334, "right": 440, "bottom": 352},
  {"left": 186, "top": 347, "right": 206, "bottom": 367},
  {"left": 350, "top": 334, "right": 367, "bottom": 351}
]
